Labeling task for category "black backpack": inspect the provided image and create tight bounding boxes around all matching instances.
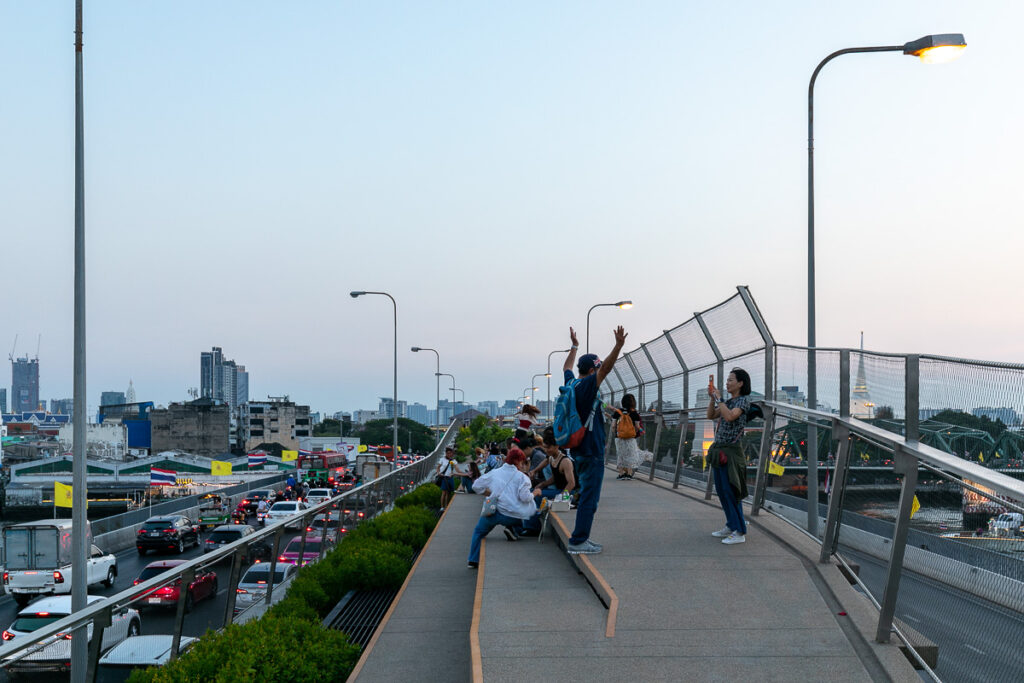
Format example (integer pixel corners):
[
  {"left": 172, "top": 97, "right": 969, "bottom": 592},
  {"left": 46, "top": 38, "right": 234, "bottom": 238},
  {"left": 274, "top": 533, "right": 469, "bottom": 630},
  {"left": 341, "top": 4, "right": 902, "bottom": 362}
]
[{"left": 745, "top": 402, "right": 764, "bottom": 422}]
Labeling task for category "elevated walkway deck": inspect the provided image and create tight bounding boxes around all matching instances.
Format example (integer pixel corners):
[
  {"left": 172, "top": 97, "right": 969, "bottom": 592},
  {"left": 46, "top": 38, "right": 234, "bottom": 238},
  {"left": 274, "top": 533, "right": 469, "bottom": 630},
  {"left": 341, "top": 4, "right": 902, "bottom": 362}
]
[{"left": 353, "top": 468, "right": 921, "bottom": 682}]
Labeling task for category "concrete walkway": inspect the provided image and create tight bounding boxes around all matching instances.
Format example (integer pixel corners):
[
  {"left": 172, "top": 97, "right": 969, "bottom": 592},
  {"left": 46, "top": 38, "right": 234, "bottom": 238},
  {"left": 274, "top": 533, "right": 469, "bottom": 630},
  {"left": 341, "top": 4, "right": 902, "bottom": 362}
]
[
  {"left": 351, "top": 493, "right": 480, "bottom": 682},
  {"left": 353, "top": 469, "right": 921, "bottom": 682}
]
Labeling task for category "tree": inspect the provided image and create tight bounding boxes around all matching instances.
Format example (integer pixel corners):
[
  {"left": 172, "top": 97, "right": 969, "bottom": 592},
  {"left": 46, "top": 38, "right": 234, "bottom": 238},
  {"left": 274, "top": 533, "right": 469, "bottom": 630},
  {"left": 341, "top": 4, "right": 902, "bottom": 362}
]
[
  {"left": 313, "top": 418, "right": 341, "bottom": 437},
  {"left": 874, "top": 406, "right": 894, "bottom": 420},
  {"left": 357, "top": 418, "right": 435, "bottom": 453},
  {"left": 454, "top": 414, "right": 513, "bottom": 457}
]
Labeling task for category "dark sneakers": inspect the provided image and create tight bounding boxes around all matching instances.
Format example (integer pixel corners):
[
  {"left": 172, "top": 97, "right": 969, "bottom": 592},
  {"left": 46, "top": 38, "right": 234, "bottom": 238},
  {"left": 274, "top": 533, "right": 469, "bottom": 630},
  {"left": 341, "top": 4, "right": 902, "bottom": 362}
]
[
  {"left": 503, "top": 528, "right": 520, "bottom": 542},
  {"left": 468, "top": 561, "right": 479, "bottom": 568}
]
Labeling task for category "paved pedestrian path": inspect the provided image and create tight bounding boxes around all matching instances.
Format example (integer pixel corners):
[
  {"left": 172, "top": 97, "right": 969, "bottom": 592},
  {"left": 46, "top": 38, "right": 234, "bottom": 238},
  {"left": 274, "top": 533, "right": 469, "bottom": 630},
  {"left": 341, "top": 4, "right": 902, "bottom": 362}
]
[{"left": 354, "top": 469, "right": 921, "bottom": 682}]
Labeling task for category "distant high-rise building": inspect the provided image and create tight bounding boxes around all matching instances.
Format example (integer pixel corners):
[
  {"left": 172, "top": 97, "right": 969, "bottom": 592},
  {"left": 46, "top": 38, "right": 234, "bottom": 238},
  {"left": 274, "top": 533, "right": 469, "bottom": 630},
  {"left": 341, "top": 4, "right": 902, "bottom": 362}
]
[
  {"left": 476, "top": 401, "right": 499, "bottom": 416},
  {"left": 407, "top": 402, "right": 429, "bottom": 425},
  {"left": 51, "top": 398, "right": 74, "bottom": 416},
  {"left": 0, "top": 388, "right": 6, "bottom": 413},
  {"left": 200, "top": 347, "right": 248, "bottom": 409},
  {"left": 378, "top": 397, "right": 408, "bottom": 419},
  {"left": 11, "top": 356, "right": 40, "bottom": 412},
  {"left": 101, "top": 391, "right": 126, "bottom": 407}
]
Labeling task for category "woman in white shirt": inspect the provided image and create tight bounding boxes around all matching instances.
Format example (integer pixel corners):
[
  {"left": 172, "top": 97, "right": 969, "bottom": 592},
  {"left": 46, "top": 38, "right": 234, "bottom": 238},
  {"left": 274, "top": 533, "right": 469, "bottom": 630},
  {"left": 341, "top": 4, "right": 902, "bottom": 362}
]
[{"left": 467, "top": 447, "right": 537, "bottom": 568}]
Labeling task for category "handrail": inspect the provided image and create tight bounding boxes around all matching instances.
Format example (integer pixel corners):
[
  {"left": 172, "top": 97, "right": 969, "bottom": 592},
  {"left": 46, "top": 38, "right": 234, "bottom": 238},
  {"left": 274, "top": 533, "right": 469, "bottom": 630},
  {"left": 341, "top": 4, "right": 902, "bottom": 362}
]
[{"left": 0, "top": 420, "right": 460, "bottom": 676}]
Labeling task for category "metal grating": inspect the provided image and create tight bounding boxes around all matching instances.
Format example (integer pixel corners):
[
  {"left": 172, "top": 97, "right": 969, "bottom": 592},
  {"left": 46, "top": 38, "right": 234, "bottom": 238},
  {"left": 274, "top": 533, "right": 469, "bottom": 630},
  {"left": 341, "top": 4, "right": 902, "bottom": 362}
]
[{"left": 323, "top": 588, "right": 400, "bottom": 648}]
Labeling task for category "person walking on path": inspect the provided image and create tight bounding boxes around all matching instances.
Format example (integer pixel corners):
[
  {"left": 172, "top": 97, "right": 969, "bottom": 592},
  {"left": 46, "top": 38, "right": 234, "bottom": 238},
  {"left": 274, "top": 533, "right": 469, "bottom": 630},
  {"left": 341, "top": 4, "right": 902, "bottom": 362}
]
[
  {"left": 563, "top": 325, "right": 626, "bottom": 555},
  {"left": 706, "top": 368, "right": 753, "bottom": 545},
  {"left": 613, "top": 393, "right": 647, "bottom": 480},
  {"left": 467, "top": 447, "right": 537, "bottom": 567},
  {"left": 437, "top": 446, "right": 458, "bottom": 510}
]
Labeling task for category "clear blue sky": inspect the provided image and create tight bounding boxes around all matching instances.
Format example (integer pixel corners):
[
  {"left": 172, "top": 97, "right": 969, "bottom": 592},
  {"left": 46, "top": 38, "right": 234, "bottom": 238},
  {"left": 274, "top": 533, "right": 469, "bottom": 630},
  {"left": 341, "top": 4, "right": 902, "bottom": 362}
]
[{"left": 1, "top": 2, "right": 1020, "bottom": 415}]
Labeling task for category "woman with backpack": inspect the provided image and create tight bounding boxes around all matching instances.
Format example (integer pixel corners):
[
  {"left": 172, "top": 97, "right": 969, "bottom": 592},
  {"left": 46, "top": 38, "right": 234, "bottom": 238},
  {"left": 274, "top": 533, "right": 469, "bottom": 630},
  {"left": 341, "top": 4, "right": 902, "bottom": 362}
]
[
  {"left": 707, "top": 367, "right": 753, "bottom": 545},
  {"left": 614, "top": 394, "right": 647, "bottom": 480}
]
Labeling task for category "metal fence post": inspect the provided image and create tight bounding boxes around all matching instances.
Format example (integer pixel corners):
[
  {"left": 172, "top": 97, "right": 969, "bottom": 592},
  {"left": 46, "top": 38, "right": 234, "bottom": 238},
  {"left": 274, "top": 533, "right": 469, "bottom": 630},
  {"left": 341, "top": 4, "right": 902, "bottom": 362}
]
[
  {"left": 906, "top": 355, "right": 920, "bottom": 444},
  {"left": 265, "top": 527, "right": 285, "bottom": 606},
  {"left": 170, "top": 566, "right": 196, "bottom": 661},
  {"left": 296, "top": 509, "right": 312, "bottom": 568},
  {"left": 648, "top": 413, "right": 664, "bottom": 481},
  {"left": 876, "top": 447, "right": 919, "bottom": 643},
  {"left": 673, "top": 410, "right": 689, "bottom": 489},
  {"left": 704, "top": 445, "right": 715, "bottom": 501},
  {"left": 85, "top": 606, "right": 112, "bottom": 683},
  {"left": 750, "top": 405, "right": 775, "bottom": 516},
  {"left": 819, "top": 421, "right": 851, "bottom": 563},
  {"left": 223, "top": 547, "right": 247, "bottom": 625}
]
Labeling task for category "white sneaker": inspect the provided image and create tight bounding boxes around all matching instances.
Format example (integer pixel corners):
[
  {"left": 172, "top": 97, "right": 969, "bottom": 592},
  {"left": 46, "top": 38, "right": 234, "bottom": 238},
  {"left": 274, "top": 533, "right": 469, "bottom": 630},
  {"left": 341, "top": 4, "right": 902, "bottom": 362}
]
[
  {"left": 722, "top": 532, "right": 746, "bottom": 545},
  {"left": 711, "top": 526, "right": 732, "bottom": 538}
]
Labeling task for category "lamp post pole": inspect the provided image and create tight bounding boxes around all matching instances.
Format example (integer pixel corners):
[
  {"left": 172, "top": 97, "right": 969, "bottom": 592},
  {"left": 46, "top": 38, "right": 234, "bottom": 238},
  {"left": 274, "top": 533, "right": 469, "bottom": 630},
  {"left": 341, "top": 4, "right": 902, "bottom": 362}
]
[
  {"left": 586, "top": 300, "right": 632, "bottom": 353},
  {"left": 411, "top": 347, "right": 440, "bottom": 445},
  {"left": 807, "top": 34, "right": 966, "bottom": 539},
  {"left": 546, "top": 349, "right": 568, "bottom": 421},
  {"left": 351, "top": 291, "right": 398, "bottom": 459},
  {"left": 531, "top": 375, "right": 545, "bottom": 407},
  {"left": 437, "top": 373, "right": 456, "bottom": 426}
]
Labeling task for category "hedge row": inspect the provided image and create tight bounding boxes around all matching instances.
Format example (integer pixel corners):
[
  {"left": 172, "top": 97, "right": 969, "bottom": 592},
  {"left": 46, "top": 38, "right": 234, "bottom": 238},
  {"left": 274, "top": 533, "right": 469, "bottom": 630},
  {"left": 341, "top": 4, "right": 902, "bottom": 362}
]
[{"left": 128, "top": 483, "right": 443, "bottom": 683}]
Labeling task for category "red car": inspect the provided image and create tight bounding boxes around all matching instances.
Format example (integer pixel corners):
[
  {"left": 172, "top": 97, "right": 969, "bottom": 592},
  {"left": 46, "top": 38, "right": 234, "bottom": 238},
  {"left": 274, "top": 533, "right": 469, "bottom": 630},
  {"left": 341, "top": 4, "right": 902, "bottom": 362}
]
[{"left": 132, "top": 560, "right": 218, "bottom": 612}]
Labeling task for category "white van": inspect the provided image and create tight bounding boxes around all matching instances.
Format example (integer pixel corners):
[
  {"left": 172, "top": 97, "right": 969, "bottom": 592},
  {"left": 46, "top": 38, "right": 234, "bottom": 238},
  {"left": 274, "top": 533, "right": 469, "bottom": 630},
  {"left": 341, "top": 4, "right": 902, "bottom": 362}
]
[{"left": 2, "top": 520, "right": 117, "bottom": 607}]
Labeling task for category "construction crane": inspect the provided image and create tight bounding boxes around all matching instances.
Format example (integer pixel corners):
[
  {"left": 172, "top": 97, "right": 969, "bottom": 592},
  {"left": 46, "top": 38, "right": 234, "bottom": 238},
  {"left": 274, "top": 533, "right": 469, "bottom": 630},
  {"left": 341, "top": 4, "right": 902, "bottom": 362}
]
[
  {"left": 9, "top": 334, "right": 17, "bottom": 362},
  {"left": 35, "top": 334, "right": 40, "bottom": 360}
]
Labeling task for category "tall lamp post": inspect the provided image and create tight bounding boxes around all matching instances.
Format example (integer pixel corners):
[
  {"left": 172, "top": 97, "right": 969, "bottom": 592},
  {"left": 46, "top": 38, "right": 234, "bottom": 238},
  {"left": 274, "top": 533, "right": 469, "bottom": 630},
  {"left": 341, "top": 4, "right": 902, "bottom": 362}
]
[
  {"left": 351, "top": 291, "right": 399, "bottom": 458},
  {"left": 437, "top": 372, "right": 457, "bottom": 426},
  {"left": 805, "top": 33, "right": 966, "bottom": 540},
  {"left": 411, "top": 347, "right": 440, "bottom": 445},
  {"left": 586, "top": 300, "right": 632, "bottom": 353},
  {"left": 547, "top": 348, "right": 569, "bottom": 421},
  {"left": 531, "top": 375, "right": 546, "bottom": 408}
]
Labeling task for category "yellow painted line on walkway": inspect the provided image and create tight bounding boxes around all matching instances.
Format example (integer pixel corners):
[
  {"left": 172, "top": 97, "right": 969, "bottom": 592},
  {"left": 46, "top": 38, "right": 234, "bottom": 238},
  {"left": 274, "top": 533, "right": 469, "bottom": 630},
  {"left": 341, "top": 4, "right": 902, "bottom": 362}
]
[
  {"left": 549, "top": 512, "right": 618, "bottom": 638},
  {"left": 348, "top": 498, "right": 455, "bottom": 682},
  {"left": 470, "top": 539, "right": 485, "bottom": 683}
]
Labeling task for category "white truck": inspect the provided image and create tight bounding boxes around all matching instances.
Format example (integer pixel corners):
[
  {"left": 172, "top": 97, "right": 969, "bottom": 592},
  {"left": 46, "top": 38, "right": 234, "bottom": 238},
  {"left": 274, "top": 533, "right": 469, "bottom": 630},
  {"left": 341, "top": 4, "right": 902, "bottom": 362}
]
[{"left": 2, "top": 519, "right": 118, "bottom": 607}]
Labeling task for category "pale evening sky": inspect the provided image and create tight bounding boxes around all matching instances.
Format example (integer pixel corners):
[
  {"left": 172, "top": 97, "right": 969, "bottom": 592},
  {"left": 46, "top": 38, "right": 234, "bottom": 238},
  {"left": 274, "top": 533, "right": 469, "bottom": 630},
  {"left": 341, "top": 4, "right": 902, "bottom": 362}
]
[{"left": 1, "top": 2, "right": 1021, "bottom": 416}]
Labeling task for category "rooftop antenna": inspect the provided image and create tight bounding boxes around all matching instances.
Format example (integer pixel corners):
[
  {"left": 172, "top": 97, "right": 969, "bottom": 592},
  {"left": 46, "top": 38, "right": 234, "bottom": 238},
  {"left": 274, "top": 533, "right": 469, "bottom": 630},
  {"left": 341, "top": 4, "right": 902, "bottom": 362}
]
[{"left": 35, "top": 334, "right": 41, "bottom": 361}]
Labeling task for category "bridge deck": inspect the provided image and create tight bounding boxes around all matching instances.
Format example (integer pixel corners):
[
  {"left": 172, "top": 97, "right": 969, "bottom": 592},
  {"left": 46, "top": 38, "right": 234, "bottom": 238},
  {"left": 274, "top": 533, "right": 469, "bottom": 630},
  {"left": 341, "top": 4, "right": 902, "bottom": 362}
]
[{"left": 353, "top": 467, "right": 920, "bottom": 682}]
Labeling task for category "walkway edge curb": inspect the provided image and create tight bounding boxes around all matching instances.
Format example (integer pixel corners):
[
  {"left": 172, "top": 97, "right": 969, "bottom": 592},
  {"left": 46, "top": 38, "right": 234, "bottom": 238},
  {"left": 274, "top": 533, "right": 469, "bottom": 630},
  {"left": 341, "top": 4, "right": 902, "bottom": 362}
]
[
  {"left": 470, "top": 539, "right": 485, "bottom": 683},
  {"left": 548, "top": 511, "right": 618, "bottom": 638},
  {"left": 348, "top": 500, "right": 454, "bottom": 682}
]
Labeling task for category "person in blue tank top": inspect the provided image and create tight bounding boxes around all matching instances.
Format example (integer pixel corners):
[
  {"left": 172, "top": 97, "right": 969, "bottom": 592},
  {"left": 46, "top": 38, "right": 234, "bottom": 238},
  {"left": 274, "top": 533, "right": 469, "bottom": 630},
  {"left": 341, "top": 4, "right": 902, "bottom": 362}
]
[{"left": 562, "top": 325, "right": 627, "bottom": 555}]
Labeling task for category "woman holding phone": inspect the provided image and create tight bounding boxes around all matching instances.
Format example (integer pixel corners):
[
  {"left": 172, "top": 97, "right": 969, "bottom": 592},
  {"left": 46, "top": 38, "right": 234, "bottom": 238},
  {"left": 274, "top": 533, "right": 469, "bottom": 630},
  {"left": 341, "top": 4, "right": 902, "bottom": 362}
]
[{"left": 706, "top": 368, "right": 753, "bottom": 545}]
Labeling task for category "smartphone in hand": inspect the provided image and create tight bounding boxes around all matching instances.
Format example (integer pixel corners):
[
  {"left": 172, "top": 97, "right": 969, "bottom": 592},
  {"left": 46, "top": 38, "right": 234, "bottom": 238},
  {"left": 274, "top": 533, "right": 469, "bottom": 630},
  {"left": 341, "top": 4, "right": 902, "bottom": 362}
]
[{"left": 708, "top": 374, "right": 715, "bottom": 393}]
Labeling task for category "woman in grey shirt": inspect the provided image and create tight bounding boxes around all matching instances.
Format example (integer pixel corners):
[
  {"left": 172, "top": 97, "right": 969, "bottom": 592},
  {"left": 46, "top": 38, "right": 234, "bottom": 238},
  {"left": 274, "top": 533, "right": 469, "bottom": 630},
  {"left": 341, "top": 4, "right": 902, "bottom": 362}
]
[{"left": 706, "top": 368, "right": 752, "bottom": 545}]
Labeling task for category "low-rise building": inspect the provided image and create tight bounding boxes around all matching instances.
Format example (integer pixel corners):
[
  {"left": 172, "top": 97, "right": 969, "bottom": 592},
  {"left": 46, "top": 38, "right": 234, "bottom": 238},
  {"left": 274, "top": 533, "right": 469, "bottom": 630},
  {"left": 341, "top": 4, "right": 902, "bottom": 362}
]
[
  {"left": 239, "top": 398, "right": 311, "bottom": 452},
  {"left": 149, "top": 398, "right": 230, "bottom": 458}
]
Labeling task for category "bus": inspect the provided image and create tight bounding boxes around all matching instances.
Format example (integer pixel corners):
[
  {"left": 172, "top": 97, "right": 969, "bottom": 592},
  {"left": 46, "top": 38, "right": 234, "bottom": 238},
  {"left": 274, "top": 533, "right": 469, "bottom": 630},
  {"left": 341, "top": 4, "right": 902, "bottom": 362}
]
[{"left": 297, "top": 452, "right": 348, "bottom": 483}]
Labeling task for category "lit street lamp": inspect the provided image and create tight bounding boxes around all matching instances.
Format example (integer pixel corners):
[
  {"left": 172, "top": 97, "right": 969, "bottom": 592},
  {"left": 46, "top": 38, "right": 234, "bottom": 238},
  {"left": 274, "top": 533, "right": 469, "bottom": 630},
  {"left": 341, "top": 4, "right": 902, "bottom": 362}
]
[
  {"left": 351, "top": 291, "right": 399, "bottom": 457},
  {"left": 586, "top": 300, "right": 632, "bottom": 353},
  {"left": 411, "top": 347, "right": 440, "bottom": 445}
]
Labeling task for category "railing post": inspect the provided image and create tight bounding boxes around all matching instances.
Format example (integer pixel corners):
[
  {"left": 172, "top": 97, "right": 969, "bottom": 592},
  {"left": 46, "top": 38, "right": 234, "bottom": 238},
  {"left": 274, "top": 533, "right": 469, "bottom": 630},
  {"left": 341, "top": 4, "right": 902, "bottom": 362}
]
[
  {"left": 319, "top": 508, "right": 333, "bottom": 561},
  {"left": 85, "top": 606, "right": 112, "bottom": 683},
  {"left": 704, "top": 438, "right": 715, "bottom": 501},
  {"left": 296, "top": 509, "right": 312, "bottom": 568},
  {"left": 265, "top": 526, "right": 286, "bottom": 606},
  {"left": 819, "top": 421, "right": 851, "bottom": 562},
  {"left": 647, "top": 413, "right": 664, "bottom": 481},
  {"left": 170, "top": 566, "right": 196, "bottom": 661},
  {"left": 223, "top": 547, "right": 247, "bottom": 625},
  {"left": 750, "top": 404, "right": 775, "bottom": 516},
  {"left": 876, "top": 447, "right": 919, "bottom": 643},
  {"left": 905, "top": 355, "right": 920, "bottom": 443},
  {"left": 672, "top": 410, "right": 689, "bottom": 489}
]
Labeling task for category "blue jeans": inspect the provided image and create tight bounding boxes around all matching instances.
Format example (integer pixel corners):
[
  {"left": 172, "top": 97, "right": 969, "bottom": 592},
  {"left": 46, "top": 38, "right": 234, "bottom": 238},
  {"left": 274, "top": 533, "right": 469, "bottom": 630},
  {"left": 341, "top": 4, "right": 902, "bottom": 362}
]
[
  {"left": 569, "top": 455, "right": 604, "bottom": 544},
  {"left": 468, "top": 511, "right": 525, "bottom": 563},
  {"left": 522, "top": 487, "right": 561, "bottom": 532},
  {"left": 713, "top": 466, "right": 747, "bottom": 535}
]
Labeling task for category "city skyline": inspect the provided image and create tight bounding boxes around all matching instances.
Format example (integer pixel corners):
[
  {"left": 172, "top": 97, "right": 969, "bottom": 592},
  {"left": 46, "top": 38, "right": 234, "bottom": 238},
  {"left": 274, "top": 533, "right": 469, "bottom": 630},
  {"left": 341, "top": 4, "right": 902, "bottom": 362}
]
[{"left": 2, "top": 3, "right": 1023, "bottom": 413}]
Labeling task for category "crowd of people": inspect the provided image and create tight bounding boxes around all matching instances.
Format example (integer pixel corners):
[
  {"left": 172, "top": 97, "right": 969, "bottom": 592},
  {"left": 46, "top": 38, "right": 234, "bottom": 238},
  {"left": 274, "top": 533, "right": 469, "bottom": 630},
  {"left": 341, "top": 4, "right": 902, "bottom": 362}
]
[{"left": 431, "top": 326, "right": 755, "bottom": 568}]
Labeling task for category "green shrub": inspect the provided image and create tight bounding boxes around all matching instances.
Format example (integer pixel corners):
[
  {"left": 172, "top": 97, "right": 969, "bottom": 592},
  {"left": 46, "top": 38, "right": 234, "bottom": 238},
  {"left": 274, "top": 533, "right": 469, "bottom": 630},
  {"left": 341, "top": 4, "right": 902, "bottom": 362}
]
[
  {"left": 265, "top": 594, "right": 320, "bottom": 622},
  {"left": 127, "top": 616, "right": 360, "bottom": 683},
  {"left": 332, "top": 538, "right": 411, "bottom": 591},
  {"left": 395, "top": 482, "right": 442, "bottom": 509}
]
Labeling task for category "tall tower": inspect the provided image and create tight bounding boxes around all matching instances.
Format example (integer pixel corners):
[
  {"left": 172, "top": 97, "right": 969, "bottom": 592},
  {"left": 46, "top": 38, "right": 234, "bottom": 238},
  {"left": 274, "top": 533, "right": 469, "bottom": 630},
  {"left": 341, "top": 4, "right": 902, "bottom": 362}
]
[
  {"left": 11, "top": 356, "right": 40, "bottom": 413},
  {"left": 851, "top": 332, "right": 874, "bottom": 418},
  {"left": 126, "top": 379, "right": 136, "bottom": 404}
]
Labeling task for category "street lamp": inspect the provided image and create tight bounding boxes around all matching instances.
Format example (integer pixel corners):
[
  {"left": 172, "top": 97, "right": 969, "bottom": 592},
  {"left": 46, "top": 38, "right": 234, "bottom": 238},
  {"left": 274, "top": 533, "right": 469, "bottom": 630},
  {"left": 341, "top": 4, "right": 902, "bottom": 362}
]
[
  {"left": 531, "top": 375, "right": 546, "bottom": 407},
  {"left": 351, "top": 291, "right": 399, "bottom": 458},
  {"left": 805, "top": 33, "right": 964, "bottom": 543},
  {"left": 546, "top": 349, "right": 569, "bottom": 421},
  {"left": 586, "top": 300, "right": 632, "bottom": 353},
  {"left": 411, "top": 347, "right": 440, "bottom": 445},
  {"left": 437, "top": 372, "right": 456, "bottom": 425}
]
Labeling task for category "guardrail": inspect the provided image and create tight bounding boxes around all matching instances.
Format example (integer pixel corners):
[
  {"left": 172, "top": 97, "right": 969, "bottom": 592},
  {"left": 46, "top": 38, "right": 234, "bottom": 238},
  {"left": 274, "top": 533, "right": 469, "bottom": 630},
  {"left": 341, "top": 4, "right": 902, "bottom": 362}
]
[{"left": 0, "top": 422, "right": 459, "bottom": 681}]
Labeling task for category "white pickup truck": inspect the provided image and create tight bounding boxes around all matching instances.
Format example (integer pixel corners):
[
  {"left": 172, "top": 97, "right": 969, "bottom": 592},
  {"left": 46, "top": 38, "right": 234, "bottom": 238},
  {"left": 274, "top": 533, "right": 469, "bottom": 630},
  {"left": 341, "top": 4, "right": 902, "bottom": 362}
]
[{"left": 2, "top": 519, "right": 118, "bottom": 607}]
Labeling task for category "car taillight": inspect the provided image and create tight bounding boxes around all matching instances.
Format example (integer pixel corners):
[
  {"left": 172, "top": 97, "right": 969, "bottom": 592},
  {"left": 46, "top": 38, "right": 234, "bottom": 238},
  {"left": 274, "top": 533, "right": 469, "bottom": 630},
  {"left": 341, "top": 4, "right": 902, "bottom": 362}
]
[
  {"left": 279, "top": 556, "right": 287, "bottom": 563},
  {"left": 133, "top": 579, "right": 140, "bottom": 585},
  {"left": 59, "top": 633, "right": 72, "bottom": 640},
  {"left": 306, "top": 527, "right": 313, "bottom": 532},
  {"left": 2, "top": 572, "right": 8, "bottom": 584},
  {"left": 164, "top": 528, "right": 174, "bottom": 533},
  {"left": 205, "top": 539, "right": 214, "bottom": 544},
  {"left": 1, "top": 630, "right": 13, "bottom": 641},
  {"left": 235, "top": 588, "right": 248, "bottom": 594},
  {"left": 137, "top": 529, "right": 146, "bottom": 534},
  {"left": 53, "top": 571, "right": 64, "bottom": 584}
]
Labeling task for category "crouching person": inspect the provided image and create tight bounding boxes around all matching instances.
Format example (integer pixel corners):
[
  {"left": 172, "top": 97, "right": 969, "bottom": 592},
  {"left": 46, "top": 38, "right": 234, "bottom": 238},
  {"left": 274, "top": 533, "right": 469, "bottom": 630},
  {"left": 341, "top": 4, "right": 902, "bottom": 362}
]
[{"left": 467, "top": 447, "right": 537, "bottom": 568}]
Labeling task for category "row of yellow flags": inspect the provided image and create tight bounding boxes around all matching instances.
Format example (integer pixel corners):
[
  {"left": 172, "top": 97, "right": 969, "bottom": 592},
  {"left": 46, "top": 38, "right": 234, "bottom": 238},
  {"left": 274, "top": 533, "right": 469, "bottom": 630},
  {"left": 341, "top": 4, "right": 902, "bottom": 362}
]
[{"left": 53, "top": 450, "right": 303, "bottom": 507}]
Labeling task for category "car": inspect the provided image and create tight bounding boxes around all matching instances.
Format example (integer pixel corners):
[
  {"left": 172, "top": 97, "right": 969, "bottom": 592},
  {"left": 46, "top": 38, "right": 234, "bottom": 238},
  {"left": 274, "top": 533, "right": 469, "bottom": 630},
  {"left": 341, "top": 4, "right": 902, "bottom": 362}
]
[
  {"left": 264, "top": 501, "right": 308, "bottom": 529},
  {"left": 132, "top": 560, "right": 217, "bottom": 612},
  {"left": 304, "top": 488, "right": 334, "bottom": 507},
  {"left": 98, "top": 635, "right": 197, "bottom": 683},
  {"left": 203, "top": 524, "right": 264, "bottom": 562},
  {"left": 233, "top": 562, "right": 298, "bottom": 615},
  {"left": 278, "top": 536, "right": 323, "bottom": 566},
  {"left": 1, "top": 595, "right": 141, "bottom": 674},
  {"left": 306, "top": 513, "right": 344, "bottom": 543},
  {"left": 136, "top": 515, "right": 200, "bottom": 556},
  {"left": 239, "top": 489, "right": 277, "bottom": 514}
]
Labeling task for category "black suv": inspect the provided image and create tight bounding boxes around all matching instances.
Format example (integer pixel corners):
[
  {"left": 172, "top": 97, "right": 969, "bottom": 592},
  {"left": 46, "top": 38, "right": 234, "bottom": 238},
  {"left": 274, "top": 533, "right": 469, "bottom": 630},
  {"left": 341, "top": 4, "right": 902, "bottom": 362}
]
[{"left": 136, "top": 515, "right": 200, "bottom": 555}]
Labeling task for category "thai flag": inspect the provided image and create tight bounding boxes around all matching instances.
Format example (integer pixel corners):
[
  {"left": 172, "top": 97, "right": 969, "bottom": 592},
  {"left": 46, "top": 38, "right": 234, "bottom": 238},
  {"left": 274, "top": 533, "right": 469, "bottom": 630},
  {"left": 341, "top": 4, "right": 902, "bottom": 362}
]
[
  {"left": 150, "top": 467, "right": 176, "bottom": 486},
  {"left": 248, "top": 452, "right": 268, "bottom": 468}
]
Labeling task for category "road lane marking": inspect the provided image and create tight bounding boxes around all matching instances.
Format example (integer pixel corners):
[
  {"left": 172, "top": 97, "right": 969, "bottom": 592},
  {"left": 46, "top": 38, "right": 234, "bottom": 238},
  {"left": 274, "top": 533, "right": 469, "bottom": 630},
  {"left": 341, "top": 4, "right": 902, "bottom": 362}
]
[
  {"left": 964, "top": 644, "right": 986, "bottom": 655},
  {"left": 902, "top": 614, "right": 920, "bottom": 623}
]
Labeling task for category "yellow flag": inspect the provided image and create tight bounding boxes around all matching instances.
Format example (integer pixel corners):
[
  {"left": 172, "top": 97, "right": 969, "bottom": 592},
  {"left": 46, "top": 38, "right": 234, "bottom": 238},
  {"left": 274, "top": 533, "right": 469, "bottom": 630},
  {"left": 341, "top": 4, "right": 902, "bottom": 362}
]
[
  {"left": 978, "top": 452, "right": 984, "bottom": 463},
  {"left": 54, "top": 481, "right": 73, "bottom": 508},
  {"left": 768, "top": 461, "right": 785, "bottom": 476},
  {"left": 281, "top": 450, "right": 298, "bottom": 462},
  {"left": 358, "top": 445, "right": 368, "bottom": 453},
  {"left": 211, "top": 460, "right": 232, "bottom": 476},
  {"left": 910, "top": 495, "right": 921, "bottom": 519}
]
